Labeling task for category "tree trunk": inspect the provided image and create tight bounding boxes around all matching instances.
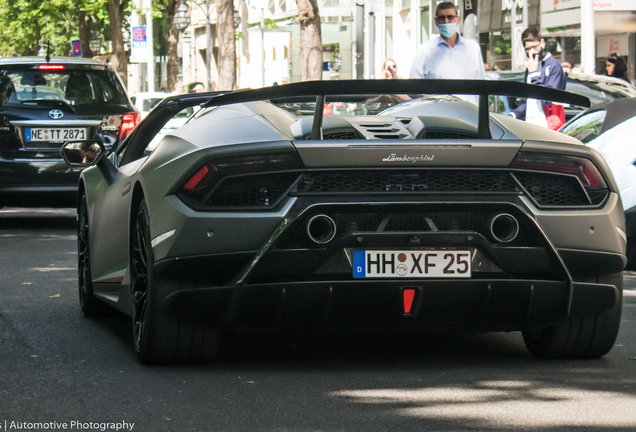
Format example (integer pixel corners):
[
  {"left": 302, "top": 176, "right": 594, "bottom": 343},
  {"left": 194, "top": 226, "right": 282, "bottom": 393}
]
[
  {"left": 79, "top": 11, "right": 94, "bottom": 58},
  {"left": 216, "top": 0, "right": 237, "bottom": 90},
  {"left": 165, "top": 0, "right": 179, "bottom": 92},
  {"left": 297, "top": 0, "right": 322, "bottom": 81},
  {"left": 108, "top": 0, "right": 128, "bottom": 88}
]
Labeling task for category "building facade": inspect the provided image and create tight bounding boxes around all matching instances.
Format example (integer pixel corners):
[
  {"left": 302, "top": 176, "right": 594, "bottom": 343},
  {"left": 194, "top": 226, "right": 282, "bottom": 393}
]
[{"left": 132, "top": 0, "right": 636, "bottom": 94}]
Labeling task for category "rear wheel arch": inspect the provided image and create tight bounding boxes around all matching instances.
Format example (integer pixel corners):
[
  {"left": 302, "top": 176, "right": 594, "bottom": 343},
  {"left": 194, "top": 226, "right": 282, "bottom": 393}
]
[{"left": 129, "top": 182, "right": 146, "bottom": 244}]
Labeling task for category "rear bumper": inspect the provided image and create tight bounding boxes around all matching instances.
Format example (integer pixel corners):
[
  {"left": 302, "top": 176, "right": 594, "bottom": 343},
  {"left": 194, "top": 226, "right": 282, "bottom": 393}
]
[
  {"left": 0, "top": 157, "right": 81, "bottom": 207},
  {"left": 149, "top": 194, "right": 625, "bottom": 333},
  {"left": 160, "top": 278, "right": 619, "bottom": 333}
]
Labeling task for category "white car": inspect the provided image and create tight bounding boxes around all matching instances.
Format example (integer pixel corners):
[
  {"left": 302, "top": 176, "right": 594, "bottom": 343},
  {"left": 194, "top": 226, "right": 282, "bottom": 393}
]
[
  {"left": 561, "top": 97, "right": 636, "bottom": 266},
  {"left": 130, "top": 91, "right": 167, "bottom": 119}
]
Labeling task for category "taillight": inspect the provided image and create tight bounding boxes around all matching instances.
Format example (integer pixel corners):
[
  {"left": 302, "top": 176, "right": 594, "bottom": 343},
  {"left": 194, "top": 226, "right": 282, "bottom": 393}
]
[
  {"left": 510, "top": 152, "right": 607, "bottom": 190},
  {"left": 178, "top": 151, "right": 304, "bottom": 209},
  {"left": 38, "top": 64, "right": 64, "bottom": 70},
  {"left": 119, "top": 112, "right": 140, "bottom": 140}
]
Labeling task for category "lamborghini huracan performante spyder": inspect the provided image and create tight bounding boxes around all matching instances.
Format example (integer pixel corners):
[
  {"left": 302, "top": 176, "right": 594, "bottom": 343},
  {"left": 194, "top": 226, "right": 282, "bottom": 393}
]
[{"left": 62, "top": 80, "right": 626, "bottom": 365}]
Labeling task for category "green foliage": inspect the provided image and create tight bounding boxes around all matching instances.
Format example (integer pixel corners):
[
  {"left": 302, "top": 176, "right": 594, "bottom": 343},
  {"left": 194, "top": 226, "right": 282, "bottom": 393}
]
[{"left": 0, "top": 0, "right": 135, "bottom": 57}]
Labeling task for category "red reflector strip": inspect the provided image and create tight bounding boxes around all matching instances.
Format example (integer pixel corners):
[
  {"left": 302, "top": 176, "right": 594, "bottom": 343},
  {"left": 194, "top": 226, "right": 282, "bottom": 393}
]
[
  {"left": 183, "top": 166, "right": 209, "bottom": 190},
  {"left": 403, "top": 288, "right": 415, "bottom": 314},
  {"left": 38, "top": 65, "right": 65, "bottom": 70}
]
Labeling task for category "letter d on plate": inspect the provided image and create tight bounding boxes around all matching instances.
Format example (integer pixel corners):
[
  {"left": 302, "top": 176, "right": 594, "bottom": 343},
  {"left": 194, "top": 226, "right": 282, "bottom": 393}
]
[{"left": 353, "top": 250, "right": 366, "bottom": 277}]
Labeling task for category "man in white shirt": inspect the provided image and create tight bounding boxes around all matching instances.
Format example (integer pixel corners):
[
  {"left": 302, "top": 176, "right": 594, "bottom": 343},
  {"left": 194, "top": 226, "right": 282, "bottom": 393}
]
[{"left": 409, "top": 1, "right": 485, "bottom": 105}]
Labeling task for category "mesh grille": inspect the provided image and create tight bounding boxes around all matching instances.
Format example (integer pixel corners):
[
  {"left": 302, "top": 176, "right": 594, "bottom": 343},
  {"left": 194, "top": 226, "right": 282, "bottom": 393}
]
[
  {"left": 331, "top": 212, "right": 487, "bottom": 232},
  {"left": 323, "top": 131, "right": 359, "bottom": 140},
  {"left": 423, "top": 130, "right": 476, "bottom": 139},
  {"left": 295, "top": 171, "right": 519, "bottom": 194},
  {"left": 206, "top": 173, "right": 300, "bottom": 207},
  {"left": 513, "top": 172, "right": 590, "bottom": 206}
]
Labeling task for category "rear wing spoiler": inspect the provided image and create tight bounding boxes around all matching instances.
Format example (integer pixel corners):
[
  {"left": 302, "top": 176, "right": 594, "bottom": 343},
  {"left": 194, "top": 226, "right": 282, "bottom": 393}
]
[{"left": 202, "top": 79, "right": 591, "bottom": 140}]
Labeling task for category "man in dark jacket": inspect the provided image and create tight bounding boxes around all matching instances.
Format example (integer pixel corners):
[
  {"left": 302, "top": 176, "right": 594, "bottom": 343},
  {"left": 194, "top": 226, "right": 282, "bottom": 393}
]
[{"left": 509, "top": 28, "right": 566, "bottom": 130}]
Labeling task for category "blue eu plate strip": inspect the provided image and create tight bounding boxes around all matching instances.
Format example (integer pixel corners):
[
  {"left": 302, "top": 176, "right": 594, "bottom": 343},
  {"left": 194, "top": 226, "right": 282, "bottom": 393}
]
[
  {"left": 353, "top": 250, "right": 365, "bottom": 278},
  {"left": 25, "top": 128, "right": 31, "bottom": 141}
]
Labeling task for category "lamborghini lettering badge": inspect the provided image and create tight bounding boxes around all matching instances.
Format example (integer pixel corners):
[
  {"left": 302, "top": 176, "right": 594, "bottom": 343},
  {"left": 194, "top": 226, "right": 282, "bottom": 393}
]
[{"left": 382, "top": 153, "right": 435, "bottom": 163}]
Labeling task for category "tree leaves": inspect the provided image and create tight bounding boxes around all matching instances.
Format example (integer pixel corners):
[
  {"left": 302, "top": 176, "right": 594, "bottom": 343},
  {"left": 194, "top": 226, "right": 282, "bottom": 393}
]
[{"left": 0, "top": 0, "right": 131, "bottom": 58}]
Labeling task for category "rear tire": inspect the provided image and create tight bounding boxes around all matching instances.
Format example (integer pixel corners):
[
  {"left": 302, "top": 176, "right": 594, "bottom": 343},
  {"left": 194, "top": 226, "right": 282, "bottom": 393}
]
[
  {"left": 131, "top": 199, "right": 220, "bottom": 365},
  {"left": 522, "top": 272, "right": 623, "bottom": 359},
  {"left": 78, "top": 193, "right": 108, "bottom": 316}
]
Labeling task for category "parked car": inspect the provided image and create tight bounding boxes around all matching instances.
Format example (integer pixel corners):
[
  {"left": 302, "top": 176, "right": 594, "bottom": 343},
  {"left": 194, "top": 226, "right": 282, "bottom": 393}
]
[
  {"left": 65, "top": 80, "right": 624, "bottom": 364},
  {"left": 560, "top": 97, "right": 636, "bottom": 267},
  {"left": 488, "top": 71, "right": 636, "bottom": 121},
  {"left": 130, "top": 91, "right": 167, "bottom": 119},
  {"left": 0, "top": 57, "right": 139, "bottom": 208}
]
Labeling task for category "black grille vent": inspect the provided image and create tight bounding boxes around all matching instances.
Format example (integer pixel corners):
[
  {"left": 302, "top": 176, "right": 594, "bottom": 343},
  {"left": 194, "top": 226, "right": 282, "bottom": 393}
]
[
  {"left": 357, "top": 123, "right": 403, "bottom": 139},
  {"left": 513, "top": 172, "right": 591, "bottom": 206},
  {"left": 204, "top": 172, "right": 300, "bottom": 207},
  {"left": 323, "top": 131, "right": 359, "bottom": 140},
  {"left": 423, "top": 130, "right": 476, "bottom": 139},
  {"left": 294, "top": 171, "right": 519, "bottom": 194}
]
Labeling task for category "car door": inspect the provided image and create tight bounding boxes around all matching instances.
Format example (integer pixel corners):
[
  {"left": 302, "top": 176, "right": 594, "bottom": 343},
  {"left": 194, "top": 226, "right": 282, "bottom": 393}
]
[{"left": 88, "top": 93, "right": 222, "bottom": 288}]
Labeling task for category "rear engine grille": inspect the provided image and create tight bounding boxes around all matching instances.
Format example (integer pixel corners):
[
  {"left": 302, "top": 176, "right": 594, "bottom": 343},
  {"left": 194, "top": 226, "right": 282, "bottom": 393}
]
[
  {"left": 323, "top": 131, "right": 359, "bottom": 140},
  {"left": 294, "top": 171, "right": 519, "bottom": 194},
  {"left": 513, "top": 172, "right": 592, "bottom": 206},
  {"left": 203, "top": 172, "right": 300, "bottom": 207},
  {"left": 423, "top": 130, "right": 476, "bottom": 139},
  {"left": 356, "top": 123, "right": 405, "bottom": 139}
]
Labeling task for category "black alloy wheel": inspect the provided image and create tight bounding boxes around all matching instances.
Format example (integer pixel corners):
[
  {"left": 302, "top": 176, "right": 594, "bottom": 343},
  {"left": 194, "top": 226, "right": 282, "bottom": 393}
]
[
  {"left": 131, "top": 201, "right": 150, "bottom": 353},
  {"left": 130, "top": 199, "right": 221, "bottom": 364},
  {"left": 78, "top": 194, "right": 106, "bottom": 316}
]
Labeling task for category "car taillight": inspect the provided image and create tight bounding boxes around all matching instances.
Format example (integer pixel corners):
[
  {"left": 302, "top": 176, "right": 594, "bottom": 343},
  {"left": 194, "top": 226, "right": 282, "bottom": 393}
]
[
  {"left": 38, "top": 64, "right": 64, "bottom": 70},
  {"left": 510, "top": 152, "right": 607, "bottom": 190},
  {"left": 178, "top": 151, "right": 304, "bottom": 209},
  {"left": 119, "top": 112, "right": 140, "bottom": 140}
]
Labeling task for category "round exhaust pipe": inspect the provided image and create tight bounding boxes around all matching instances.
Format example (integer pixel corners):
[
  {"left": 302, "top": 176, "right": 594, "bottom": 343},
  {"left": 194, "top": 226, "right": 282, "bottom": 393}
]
[
  {"left": 306, "top": 215, "right": 337, "bottom": 244},
  {"left": 488, "top": 213, "right": 519, "bottom": 243}
]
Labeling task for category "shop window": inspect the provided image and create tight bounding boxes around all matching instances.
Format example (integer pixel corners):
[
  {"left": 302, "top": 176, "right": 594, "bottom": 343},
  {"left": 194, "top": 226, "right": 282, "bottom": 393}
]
[
  {"left": 491, "top": 31, "right": 512, "bottom": 71},
  {"left": 401, "top": 0, "right": 410, "bottom": 11}
]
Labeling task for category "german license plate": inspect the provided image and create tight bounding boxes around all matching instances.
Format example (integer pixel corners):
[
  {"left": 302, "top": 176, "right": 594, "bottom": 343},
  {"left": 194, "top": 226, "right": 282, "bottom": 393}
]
[
  {"left": 353, "top": 250, "right": 471, "bottom": 278},
  {"left": 26, "top": 128, "right": 87, "bottom": 142}
]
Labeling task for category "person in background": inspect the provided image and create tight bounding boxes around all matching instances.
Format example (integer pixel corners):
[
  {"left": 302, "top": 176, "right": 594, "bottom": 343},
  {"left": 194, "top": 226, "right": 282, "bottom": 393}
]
[
  {"left": 409, "top": 1, "right": 485, "bottom": 105},
  {"left": 193, "top": 83, "right": 205, "bottom": 93},
  {"left": 281, "top": 77, "right": 290, "bottom": 85},
  {"left": 171, "top": 81, "right": 186, "bottom": 95},
  {"left": 605, "top": 53, "right": 628, "bottom": 82},
  {"left": 509, "top": 27, "right": 566, "bottom": 130},
  {"left": 382, "top": 58, "right": 398, "bottom": 79}
]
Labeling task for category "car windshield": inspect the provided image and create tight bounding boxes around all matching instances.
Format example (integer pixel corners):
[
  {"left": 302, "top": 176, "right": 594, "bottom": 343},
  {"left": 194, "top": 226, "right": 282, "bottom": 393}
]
[
  {"left": 568, "top": 79, "right": 636, "bottom": 105},
  {"left": 143, "top": 97, "right": 164, "bottom": 112},
  {"left": 498, "top": 71, "right": 636, "bottom": 105},
  {"left": 0, "top": 68, "right": 128, "bottom": 107}
]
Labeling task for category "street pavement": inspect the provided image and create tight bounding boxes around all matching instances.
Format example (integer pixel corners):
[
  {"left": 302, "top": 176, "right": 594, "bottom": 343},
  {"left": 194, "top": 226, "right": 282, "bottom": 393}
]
[{"left": 0, "top": 208, "right": 635, "bottom": 432}]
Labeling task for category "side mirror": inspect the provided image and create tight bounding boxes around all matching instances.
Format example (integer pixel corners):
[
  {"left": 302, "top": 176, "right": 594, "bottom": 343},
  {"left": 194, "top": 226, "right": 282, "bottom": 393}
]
[{"left": 60, "top": 140, "right": 105, "bottom": 167}]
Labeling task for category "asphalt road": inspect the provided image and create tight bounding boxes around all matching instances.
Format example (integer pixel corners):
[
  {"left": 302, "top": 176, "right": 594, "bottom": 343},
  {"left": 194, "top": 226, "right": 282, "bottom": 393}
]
[{"left": 1, "top": 208, "right": 635, "bottom": 432}]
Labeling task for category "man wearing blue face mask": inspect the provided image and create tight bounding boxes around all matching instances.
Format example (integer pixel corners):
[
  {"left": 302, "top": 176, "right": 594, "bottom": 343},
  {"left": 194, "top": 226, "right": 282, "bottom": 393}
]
[{"left": 409, "top": 1, "right": 485, "bottom": 105}]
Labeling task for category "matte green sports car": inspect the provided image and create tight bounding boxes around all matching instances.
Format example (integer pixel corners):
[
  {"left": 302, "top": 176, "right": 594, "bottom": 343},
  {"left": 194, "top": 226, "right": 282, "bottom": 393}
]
[{"left": 63, "top": 80, "right": 626, "bottom": 364}]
